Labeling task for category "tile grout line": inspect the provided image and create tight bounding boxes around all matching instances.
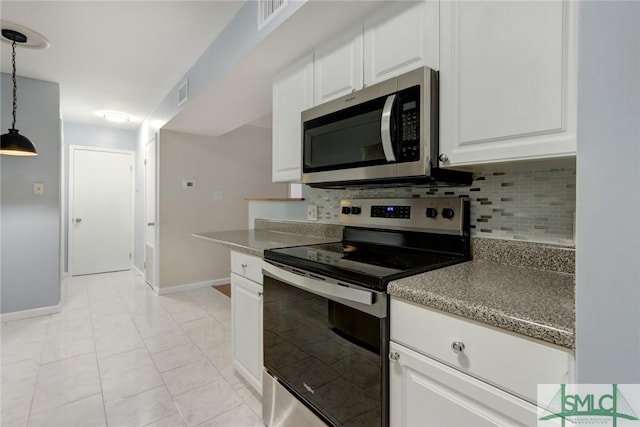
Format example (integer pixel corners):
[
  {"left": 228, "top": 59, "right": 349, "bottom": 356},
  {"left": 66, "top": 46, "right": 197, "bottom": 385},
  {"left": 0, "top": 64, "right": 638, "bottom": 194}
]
[{"left": 86, "top": 276, "right": 109, "bottom": 427}]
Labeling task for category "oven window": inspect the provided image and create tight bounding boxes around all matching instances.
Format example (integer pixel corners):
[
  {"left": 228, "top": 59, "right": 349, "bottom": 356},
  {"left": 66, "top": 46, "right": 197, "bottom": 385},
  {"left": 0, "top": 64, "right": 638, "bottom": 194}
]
[{"left": 263, "top": 276, "right": 384, "bottom": 427}]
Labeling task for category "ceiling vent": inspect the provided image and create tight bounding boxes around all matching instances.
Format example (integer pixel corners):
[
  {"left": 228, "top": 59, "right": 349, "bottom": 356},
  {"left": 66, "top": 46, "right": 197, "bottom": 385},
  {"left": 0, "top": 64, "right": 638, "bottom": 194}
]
[{"left": 258, "top": 0, "right": 288, "bottom": 29}]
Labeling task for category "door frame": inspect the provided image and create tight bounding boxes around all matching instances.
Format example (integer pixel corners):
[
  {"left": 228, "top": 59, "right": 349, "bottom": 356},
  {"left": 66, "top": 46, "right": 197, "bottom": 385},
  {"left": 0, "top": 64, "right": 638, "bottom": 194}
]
[
  {"left": 144, "top": 134, "right": 159, "bottom": 290},
  {"left": 68, "top": 145, "right": 135, "bottom": 276}
]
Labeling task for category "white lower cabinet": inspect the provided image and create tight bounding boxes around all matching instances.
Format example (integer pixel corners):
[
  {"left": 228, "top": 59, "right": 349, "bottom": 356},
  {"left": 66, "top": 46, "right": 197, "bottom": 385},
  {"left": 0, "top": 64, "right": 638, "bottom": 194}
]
[
  {"left": 390, "top": 298, "right": 574, "bottom": 426},
  {"left": 389, "top": 342, "right": 537, "bottom": 427},
  {"left": 230, "top": 251, "right": 263, "bottom": 395}
]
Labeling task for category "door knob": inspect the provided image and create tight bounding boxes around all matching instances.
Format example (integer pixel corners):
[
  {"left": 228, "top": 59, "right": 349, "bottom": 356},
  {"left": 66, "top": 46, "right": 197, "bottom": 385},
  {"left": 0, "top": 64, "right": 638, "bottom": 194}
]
[{"left": 74, "top": 218, "right": 82, "bottom": 223}]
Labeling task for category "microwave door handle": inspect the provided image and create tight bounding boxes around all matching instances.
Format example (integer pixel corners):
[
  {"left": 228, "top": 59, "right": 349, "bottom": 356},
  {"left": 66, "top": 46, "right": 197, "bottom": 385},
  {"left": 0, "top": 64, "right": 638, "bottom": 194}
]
[{"left": 380, "top": 93, "right": 397, "bottom": 162}]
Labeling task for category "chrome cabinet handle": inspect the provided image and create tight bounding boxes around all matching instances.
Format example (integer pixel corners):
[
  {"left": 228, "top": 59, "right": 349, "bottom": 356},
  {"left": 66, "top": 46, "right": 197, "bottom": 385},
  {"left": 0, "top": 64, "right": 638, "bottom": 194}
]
[
  {"left": 439, "top": 154, "right": 449, "bottom": 163},
  {"left": 389, "top": 352, "right": 400, "bottom": 361},
  {"left": 147, "top": 222, "right": 155, "bottom": 226},
  {"left": 241, "top": 263, "right": 248, "bottom": 269},
  {"left": 380, "top": 94, "right": 397, "bottom": 162},
  {"left": 258, "top": 291, "right": 263, "bottom": 297},
  {"left": 74, "top": 218, "right": 82, "bottom": 223},
  {"left": 452, "top": 341, "right": 465, "bottom": 353}
]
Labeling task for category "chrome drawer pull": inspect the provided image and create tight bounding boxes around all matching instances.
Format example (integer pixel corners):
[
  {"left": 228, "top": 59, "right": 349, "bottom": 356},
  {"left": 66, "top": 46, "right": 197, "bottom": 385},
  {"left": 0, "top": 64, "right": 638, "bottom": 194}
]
[
  {"left": 452, "top": 341, "right": 465, "bottom": 353},
  {"left": 389, "top": 352, "right": 400, "bottom": 361}
]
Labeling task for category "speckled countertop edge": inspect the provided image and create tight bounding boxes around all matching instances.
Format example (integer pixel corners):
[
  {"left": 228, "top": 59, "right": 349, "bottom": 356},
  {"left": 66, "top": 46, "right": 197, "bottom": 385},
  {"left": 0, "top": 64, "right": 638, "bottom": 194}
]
[
  {"left": 255, "top": 219, "right": 343, "bottom": 239},
  {"left": 472, "top": 237, "right": 575, "bottom": 274},
  {"left": 388, "top": 261, "right": 575, "bottom": 349}
]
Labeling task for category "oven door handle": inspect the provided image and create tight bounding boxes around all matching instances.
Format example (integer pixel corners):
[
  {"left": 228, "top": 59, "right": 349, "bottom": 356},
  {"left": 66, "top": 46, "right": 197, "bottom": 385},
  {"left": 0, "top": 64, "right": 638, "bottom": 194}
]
[
  {"left": 380, "top": 93, "right": 397, "bottom": 162},
  {"left": 262, "top": 262, "right": 374, "bottom": 305}
]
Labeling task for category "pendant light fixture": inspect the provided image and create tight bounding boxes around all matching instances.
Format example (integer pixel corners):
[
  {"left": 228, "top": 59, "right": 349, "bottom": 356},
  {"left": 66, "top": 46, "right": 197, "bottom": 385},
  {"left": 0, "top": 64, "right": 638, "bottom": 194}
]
[{"left": 1, "top": 29, "right": 37, "bottom": 156}]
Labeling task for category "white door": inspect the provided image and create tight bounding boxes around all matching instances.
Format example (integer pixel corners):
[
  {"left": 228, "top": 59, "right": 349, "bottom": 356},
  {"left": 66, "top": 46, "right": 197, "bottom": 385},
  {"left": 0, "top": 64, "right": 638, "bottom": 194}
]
[
  {"left": 144, "top": 136, "right": 157, "bottom": 287},
  {"left": 70, "top": 146, "right": 133, "bottom": 276}
]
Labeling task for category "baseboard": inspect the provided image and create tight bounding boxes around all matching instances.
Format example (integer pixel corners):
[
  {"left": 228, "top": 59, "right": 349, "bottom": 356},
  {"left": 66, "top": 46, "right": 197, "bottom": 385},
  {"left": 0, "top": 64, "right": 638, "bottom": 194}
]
[
  {"left": 1, "top": 303, "right": 62, "bottom": 322},
  {"left": 155, "top": 277, "right": 230, "bottom": 296},
  {"left": 132, "top": 265, "right": 144, "bottom": 278}
]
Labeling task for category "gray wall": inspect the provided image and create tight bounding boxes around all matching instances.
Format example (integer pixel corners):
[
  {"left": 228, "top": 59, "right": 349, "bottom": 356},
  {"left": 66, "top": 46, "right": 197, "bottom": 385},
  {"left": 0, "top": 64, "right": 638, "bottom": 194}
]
[
  {"left": 576, "top": 1, "right": 640, "bottom": 382},
  {"left": 62, "top": 122, "right": 137, "bottom": 274},
  {"left": 1, "top": 74, "right": 61, "bottom": 314}
]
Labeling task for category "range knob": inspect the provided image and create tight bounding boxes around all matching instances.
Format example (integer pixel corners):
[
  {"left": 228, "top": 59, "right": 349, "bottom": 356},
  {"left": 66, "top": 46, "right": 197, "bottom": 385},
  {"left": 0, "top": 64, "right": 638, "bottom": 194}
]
[
  {"left": 351, "top": 206, "right": 362, "bottom": 215},
  {"left": 341, "top": 206, "right": 352, "bottom": 215},
  {"left": 426, "top": 208, "right": 438, "bottom": 219},
  {"left": 442, "top": 208, "right": 455, "bottom": 219}
]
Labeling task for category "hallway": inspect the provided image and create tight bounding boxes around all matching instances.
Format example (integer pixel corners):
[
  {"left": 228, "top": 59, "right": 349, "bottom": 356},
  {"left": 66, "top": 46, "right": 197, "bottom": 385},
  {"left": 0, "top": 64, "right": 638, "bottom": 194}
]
[{"left": 1, "top": 271, "right": 262, "bottom": 427}]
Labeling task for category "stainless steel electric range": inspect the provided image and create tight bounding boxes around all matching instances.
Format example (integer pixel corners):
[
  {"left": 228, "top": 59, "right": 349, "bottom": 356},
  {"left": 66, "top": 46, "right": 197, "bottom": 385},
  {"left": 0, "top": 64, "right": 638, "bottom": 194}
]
[{"left": 262, "top": 197, "right": 471, "bottom": 427}]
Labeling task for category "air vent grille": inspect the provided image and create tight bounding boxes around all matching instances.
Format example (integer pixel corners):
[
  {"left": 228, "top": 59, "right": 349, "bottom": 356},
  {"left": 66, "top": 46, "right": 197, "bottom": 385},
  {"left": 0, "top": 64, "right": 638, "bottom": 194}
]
[{"left": 258, "top": 0, "right": 287, "bottom": 29}]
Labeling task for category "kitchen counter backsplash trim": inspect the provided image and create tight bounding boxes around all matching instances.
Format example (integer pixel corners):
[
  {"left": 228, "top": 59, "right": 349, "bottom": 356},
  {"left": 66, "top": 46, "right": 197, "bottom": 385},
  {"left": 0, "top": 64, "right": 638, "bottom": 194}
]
[
  {"left": 307, "top": 166, "right": 576, "bottom": 245},
  {"left": 254, "top": 218, "right": 343, "bottom": 239},
  {"left": 472, "top": 237, "right": 575, "bottom": 274}
]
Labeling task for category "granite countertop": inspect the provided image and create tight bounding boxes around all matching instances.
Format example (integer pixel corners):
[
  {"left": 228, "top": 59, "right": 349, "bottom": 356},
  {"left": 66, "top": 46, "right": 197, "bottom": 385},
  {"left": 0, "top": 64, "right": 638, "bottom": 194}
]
[
  {"left": 193, "top": 229, "right": 339, "bottom": 257},
  {"left": 388, "top": 261, "right": 575, "bottom": 349}
]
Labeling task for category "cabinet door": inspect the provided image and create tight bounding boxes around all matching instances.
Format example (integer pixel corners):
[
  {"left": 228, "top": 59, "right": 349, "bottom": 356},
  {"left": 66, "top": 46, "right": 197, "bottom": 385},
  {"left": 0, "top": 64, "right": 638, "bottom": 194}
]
[
  {"left": 272, "top": 54, "right": 314, "bottom": 182},
  {"left": 313, "top": 26, "right": 363, "bottom": 105},
  {"left": 231, "top": 273, "right": 263, "bottom": 394},
  {"left": 389, "top": 342, "right": 537, "bottom": 427},
  {"left": 364, "top": 1, "right": 438, "bottom": 85},
  {"left": 439, "top": 0, "right": 577, "bottom": 166}
]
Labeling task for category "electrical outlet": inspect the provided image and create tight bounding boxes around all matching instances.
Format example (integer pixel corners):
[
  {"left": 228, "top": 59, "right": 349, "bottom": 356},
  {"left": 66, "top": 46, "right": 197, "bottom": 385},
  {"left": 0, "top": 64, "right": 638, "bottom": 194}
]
[{"left": 307, "top": 204, "right": 317, "bottom": 221}]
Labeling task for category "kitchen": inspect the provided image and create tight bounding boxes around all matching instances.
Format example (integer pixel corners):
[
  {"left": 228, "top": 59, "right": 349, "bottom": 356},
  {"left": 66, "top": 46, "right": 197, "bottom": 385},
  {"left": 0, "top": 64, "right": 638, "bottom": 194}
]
[{"left": 1, "top": 1, "right": 639, "bottom": 427}]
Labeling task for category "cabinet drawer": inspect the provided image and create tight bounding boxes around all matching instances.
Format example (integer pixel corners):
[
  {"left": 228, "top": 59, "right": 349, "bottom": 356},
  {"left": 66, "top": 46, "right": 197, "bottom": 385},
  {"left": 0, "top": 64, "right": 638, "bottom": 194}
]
[
  {"left": 231, "top": 251, "right": 263, "bottom": 284},
  {"left": 391, "top": 298, "right": 572, "bottom": 403}
]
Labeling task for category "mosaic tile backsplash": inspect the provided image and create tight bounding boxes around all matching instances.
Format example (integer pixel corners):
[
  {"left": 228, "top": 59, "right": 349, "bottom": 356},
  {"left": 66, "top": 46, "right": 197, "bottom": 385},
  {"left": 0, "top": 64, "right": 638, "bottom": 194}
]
[{"left": 307, "top": 167, "right": 576, "bottom": 245}]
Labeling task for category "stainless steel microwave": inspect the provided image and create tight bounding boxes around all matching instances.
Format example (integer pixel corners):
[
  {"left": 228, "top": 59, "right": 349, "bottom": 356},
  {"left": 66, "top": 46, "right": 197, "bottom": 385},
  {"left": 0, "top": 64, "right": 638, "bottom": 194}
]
[{"left": 301, "top": 66, "right": 471, "bottom": 187}]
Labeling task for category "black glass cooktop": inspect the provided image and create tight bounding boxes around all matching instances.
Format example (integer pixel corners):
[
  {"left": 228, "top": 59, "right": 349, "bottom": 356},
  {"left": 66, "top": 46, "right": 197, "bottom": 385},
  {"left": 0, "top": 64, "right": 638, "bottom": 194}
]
[{"left": 265, "top": 238, "right": 467, "bottom": 291}]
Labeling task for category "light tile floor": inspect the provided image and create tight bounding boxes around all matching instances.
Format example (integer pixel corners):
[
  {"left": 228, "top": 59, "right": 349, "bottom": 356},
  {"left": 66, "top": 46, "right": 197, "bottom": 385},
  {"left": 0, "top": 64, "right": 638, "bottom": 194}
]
[{"left": 1, "top": 270, "right": 263, "bottom": 427}]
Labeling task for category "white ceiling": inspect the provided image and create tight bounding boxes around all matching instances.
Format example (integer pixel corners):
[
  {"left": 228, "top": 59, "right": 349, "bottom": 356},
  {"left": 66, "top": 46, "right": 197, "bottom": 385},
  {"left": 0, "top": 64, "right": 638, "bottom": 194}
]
[
  {"left": 1, "top": 0, "right": 385, "bottom": 137},
  {"left": 0, "top": 1, "right": 242, "bottom": 130}
]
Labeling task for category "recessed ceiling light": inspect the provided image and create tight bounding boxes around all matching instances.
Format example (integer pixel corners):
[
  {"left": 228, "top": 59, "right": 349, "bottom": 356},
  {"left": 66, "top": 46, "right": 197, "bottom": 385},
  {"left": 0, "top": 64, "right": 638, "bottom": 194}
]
[{"left": 102, "top": 111, "right": 130, "bottom": 123}]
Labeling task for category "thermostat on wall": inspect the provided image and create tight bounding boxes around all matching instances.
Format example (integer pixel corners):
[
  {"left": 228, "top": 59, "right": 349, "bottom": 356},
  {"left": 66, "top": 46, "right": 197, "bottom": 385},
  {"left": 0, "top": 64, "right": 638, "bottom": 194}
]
[{"left": 182, "top": 180, "right": 195, "bottom": 189}]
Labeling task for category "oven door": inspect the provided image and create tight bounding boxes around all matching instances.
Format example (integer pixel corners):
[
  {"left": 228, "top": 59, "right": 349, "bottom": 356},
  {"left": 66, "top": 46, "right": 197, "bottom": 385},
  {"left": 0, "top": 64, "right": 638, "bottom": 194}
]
[{"left": 262, "top": 261, "right": 389, "bottom": 427}]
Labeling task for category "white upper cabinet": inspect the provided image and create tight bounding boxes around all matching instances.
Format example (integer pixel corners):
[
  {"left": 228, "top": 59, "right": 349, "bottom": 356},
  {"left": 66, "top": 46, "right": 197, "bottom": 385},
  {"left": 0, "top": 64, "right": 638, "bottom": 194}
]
[
  {"left": 314, "top": 26, "right": 364, "bottom": 105},
  {"left": 272, "top": 54, "right": 314, "bottom": 182},
  {"left": 313, "top": 1, "right": 438, "bottom": 106},
  {"left": 439, "top": 0, "right": 577, "bottom": 166},
  {"left": 364, "top": 0, "right": 438, "bottom": 85}
]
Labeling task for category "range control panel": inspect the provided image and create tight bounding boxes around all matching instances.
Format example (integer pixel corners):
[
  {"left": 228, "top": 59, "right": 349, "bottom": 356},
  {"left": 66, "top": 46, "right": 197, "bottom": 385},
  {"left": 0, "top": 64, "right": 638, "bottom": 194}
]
[{"left": 339, "top": 197, "right": 468, "bottom": 235}]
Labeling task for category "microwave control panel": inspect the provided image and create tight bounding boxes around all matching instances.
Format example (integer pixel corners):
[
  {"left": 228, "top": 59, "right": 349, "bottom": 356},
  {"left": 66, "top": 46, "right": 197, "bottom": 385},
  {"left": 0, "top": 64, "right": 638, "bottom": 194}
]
[{"left": 399, "top": 99, "right": 419, "bottom": 162}]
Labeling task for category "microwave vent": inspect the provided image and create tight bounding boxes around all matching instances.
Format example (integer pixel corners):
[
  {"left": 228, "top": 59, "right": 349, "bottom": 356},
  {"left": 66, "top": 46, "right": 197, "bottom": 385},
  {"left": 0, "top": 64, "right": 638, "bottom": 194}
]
[{"left": 258, "top": 0, "right": 287, "bottom": 29}]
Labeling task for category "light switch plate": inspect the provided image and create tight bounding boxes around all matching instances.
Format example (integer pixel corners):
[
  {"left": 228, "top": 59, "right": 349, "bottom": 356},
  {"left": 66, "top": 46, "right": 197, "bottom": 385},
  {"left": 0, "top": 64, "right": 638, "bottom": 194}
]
[
  {"left": 307, "top": 204, "right": 317, "bottom": 221},
  {"left": 33, "top": 182, "right": 44, "bottom": 195}
]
